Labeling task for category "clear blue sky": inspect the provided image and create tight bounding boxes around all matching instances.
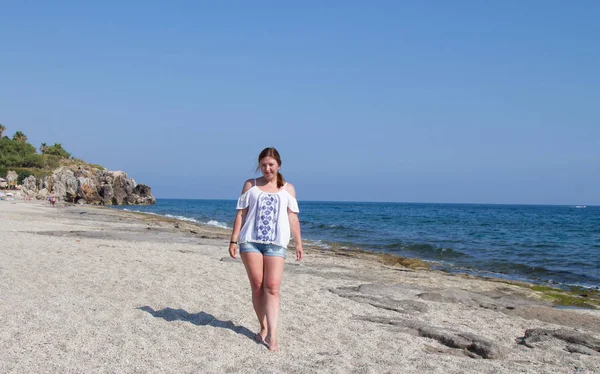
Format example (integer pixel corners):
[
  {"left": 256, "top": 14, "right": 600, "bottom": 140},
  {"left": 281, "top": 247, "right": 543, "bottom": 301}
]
[{"left": 1, "top": 1, "right": 598, "bottom": 204}]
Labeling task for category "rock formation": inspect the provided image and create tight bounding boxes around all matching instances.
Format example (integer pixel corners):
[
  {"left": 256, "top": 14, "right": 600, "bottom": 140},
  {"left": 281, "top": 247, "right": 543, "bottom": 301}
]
[
  {"left": 19, "top": 166, "right": 155, "bottom": 205},
  {"left": 6, "top": 170, "right": 18, "bottom": 188}
]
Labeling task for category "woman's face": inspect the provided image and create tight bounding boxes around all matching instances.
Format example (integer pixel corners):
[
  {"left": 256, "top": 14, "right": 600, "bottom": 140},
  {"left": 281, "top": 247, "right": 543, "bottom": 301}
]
[{"left": 259, "top": 156, "right": 280, "bottom": 179}]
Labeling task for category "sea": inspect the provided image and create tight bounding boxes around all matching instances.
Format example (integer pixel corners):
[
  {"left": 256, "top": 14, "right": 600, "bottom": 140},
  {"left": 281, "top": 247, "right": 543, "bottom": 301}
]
[{"left": 115, "top": 199, "right": 600, "bottom": 290}]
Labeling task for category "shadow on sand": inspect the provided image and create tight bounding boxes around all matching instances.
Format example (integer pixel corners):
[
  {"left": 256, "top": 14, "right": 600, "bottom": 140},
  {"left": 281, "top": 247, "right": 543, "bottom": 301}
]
[{"left": 138, "top": 306, "right": 257, "bottom": 342}]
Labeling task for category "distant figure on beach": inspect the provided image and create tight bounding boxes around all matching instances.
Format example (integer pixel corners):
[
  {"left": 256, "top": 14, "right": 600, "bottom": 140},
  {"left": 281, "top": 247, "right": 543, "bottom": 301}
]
[
  {"left": 50, "top": 197, "right": 56, "bottom": 207},
  {"left": 229, "top": 147, "right": 303, "bottom": 352}
]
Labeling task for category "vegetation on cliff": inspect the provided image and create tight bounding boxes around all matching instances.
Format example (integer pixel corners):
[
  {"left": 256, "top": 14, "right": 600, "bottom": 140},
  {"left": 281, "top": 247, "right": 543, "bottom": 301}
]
[{"left": 0, "top": 124, "right": 103, "bottom": 182}]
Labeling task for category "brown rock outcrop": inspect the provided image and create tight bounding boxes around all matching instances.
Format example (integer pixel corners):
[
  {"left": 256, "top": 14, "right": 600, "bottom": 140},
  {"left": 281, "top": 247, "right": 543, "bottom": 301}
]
[{"left": 20, "top": 166, "right": 155, "bottom": 205}]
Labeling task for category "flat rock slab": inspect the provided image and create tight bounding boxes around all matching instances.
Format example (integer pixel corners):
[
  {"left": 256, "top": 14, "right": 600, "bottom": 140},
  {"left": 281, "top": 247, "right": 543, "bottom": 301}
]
[
  {"left": 331, "top": 284, "right": 429, "bottom": 313},
  {"left": 360, "top": 316, "right": 507, "bottom": 359},
  {"left": 517, "top": 328, "right": 600, "bottom": 356}
]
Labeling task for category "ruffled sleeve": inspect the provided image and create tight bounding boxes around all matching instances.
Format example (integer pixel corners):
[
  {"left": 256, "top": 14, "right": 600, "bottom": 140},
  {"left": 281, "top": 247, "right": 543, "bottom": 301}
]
[
  {"left": 236, "top": 190, "right": 250, "bottom": 210},
  {"left": 287, "top": 194, "right": 300, "bottom": 213}
]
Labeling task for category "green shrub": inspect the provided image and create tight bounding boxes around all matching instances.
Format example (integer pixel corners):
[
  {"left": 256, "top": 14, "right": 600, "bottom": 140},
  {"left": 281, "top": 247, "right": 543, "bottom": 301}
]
[
  {"left": 42, "top": 155, "right": 61, "bottom": 169},
  {"left": 17, "top": 170, "right": 32, "bottom": 184},
  {"left": 22, "top": 154, "right": 47, "bottom": 168},
  {"left": 45, "top": 143, "right": 71, "bottom": 158},
  {"left": 0, "top": 154, "right": 23, "bottom": 167},
  {"left": 0, "top": 126, "right": 94, "bottom": 178},
  {"left": 0, "top": 137, "right": 36, "bottom": 163}
]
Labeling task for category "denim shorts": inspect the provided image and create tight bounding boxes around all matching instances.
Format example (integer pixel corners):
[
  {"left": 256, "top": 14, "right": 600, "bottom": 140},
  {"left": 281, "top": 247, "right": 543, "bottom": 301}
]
[{"left": 239, "top": 242, "right": 286, "bottom": 259}]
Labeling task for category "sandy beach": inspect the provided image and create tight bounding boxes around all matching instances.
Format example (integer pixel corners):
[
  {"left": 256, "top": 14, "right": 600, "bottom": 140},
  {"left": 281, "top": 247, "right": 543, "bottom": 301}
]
[{"left": 0, "top": 200, "right": 598, "bottom": 373}]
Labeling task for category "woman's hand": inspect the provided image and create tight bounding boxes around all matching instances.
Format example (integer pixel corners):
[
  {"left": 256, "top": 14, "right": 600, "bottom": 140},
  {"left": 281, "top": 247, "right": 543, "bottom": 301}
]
[
  {"left": 229, "top": 243, "right": 238, "bottom": 259},
  {"left": 295, "top": 244, "right": 304, "bottom": 262}
]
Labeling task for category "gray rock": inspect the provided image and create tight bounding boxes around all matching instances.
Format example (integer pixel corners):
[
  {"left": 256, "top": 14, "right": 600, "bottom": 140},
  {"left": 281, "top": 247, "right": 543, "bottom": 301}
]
[
  {"left": 517, "top": 328, "right": 600, "bottom": 355},
  {"left": 99, "top": 183, "right": 114, "bottom": 204},
  {"left": 360, "top": 316, "right": 506, "bottom": 359},
  {"left": 132, "top": 184, "right": 156, "bottom": 205},
  {"left": 77, "top": 177, "right": 101, "bottom": 202},
  {"left": 566, "top": 344, "right": 599, "bottom": 356},
  {"left": 27, "top": 165, "right": 155, "bottom": 206},
  {"left": 331, "top": 284, "right": 429, "bottom": 314},
  {"left": 36, "top": 188, "right": 49, "bottom": 200},
  {"left": 48, "top": 167, "right": 78, "bottom": 200},
  {"left": 6, "top": 170, "right": 17, "bottom": 183},
  {"left": 21, "top": 175, "right": 37, "bottom": 196},
  {"left": 415, "top": 325, "right": 504, "bottom": 359}
]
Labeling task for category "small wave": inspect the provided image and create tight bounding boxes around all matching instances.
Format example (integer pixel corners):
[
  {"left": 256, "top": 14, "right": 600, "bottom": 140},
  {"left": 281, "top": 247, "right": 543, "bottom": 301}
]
[
  {"left": 164, "top": 214, "right": 200, "bottom": 223},
  {"left": 384, "top": 242, "right": 468, "bottom": 259},
  {"left": 206, "top": 220, "right": 230, "bottom": 229},
  {"left": 518, "top": 243, "right": 558, "bottom": 249},
  {"left": 437, "top": 265, "right": 542, "bottom": 284},
  {"left": 434, "top": 263, "right": 600, "bottom": 290},
  {"left": 562, "top": 282, "right": 600, "bottom": 291},
  {"left": 122, "top": 208, "right": 158, "bottom": 216},
  {"left": 481, "top": 260, "right": 600, "bottom": 286},
  {"left": 118, "top": 209, "right": 229, "bottom": 229},
  {"left": 482, "top": 261, "right": 553, "bottom": 277},
  {"left": 428, "top": 238, "right": 467, "bottom": 245},
  {"left": 318, "top": 223, "right": 344, "bottom": 229},
  {"left": 305, "top": 240, "right": 332, "bottom": 249},
  {"left": 303, "top": 239, "right": 360, "bottom": 251},
  {"left": 308, "top": 222, "right": 352, "bottom": 231},
  {"left": 305, "top": 223, "right": 373, "bottom": 237}
]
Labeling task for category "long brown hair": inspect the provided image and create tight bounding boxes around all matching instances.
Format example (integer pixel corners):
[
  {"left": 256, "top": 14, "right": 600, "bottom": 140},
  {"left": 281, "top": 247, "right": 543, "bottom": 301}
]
[{"left": 257, "top": 147, "right": 285, "bottom": 188}]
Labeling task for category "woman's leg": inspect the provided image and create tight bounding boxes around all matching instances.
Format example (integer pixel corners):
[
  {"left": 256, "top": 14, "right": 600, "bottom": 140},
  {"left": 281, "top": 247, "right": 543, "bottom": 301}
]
[
  {"left": 240, "top": 252, "right": 268, "bottom": 341},
  {"left": 263, "top": 255, "right": 285, "bottom": 351}
]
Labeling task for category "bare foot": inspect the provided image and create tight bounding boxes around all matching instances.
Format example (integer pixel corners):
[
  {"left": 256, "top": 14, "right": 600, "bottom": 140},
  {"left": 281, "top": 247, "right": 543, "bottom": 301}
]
[
  {"left": 254, "top": 329, "right": 268, "bottom": 344},
  {"left": 265, "top": 337, "right": 279, "bottom": 352}
]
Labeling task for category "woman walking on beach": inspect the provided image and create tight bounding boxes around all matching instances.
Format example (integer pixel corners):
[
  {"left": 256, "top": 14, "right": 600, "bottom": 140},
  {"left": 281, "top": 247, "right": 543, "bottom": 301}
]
[{"left": 229, "top": 147, "right": 303, "bottom": 352}]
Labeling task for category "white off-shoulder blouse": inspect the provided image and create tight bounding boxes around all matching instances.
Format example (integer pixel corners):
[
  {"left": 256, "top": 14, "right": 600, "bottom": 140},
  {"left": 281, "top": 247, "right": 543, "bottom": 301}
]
[{"left": 236, "top": 183, "right": 300, "bottom": 248}]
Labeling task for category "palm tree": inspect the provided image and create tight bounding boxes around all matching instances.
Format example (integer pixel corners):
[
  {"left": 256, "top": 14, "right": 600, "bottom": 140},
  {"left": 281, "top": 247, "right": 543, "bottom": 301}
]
[
  {"left": 40, "top": 142, "right": 48, "bottom": 154},
  {"left": 0, "top": 124, "right": 5, "bottom": 138},
  {"left": 13, "top": 131, "right": 28, "bottom": 143}
]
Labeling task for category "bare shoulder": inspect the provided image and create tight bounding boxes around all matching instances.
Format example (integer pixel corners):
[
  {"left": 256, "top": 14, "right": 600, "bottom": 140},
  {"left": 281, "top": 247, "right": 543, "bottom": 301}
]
[
  {"left": 241, "top": 179, "right": 255, "bottom": 194},
  {"left": 285, "top": 182, "right": 297, "bottom": 198}
]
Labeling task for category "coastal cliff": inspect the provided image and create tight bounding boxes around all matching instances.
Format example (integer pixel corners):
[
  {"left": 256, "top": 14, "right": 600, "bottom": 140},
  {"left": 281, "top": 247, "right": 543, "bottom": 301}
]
[
  {"left": 19, "top": 165, "right": 156, "bottom": 205},
  {"left": 0, "top": 125, "right": 155, "bottom": 205}
]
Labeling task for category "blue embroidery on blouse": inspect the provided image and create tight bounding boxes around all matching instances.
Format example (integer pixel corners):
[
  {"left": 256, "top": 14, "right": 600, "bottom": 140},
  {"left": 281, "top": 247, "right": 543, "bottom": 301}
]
[{"left": 254, "top": 193, "right": 279, "bottom": 242}]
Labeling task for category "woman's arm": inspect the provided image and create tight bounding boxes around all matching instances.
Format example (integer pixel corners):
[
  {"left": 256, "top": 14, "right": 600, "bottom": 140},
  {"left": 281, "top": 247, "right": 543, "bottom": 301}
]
[
  {"left": 288, "top": 211, "right": 303, "bottom": 261},
  {"left": 229, "top": 180, "right": 253, "bottom": 259},
  {"left": 286, "top": 183, "right": 303, "bottom": 261}
]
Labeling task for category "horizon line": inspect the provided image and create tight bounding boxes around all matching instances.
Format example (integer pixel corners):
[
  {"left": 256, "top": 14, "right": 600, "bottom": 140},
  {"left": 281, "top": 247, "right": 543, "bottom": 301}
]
[{"left": 151, "top": 197, "right": 596, "bottom": 208}]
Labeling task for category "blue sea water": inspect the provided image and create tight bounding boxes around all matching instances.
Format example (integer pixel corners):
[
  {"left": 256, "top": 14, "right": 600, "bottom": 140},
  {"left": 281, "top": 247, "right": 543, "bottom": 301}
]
[{"left": 115, "top": 199, "right": 600, "bottom": 290}]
